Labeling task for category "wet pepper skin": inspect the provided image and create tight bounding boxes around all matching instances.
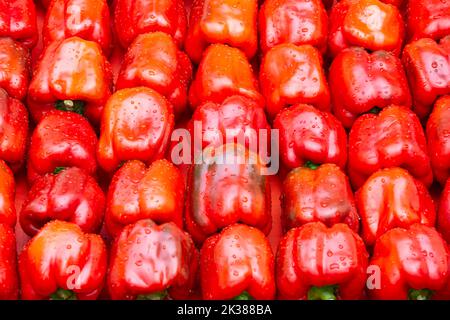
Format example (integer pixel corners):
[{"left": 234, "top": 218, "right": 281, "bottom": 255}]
[
  {"left": 438, "top": 179, "right": 450, "bottom": 243},
  {"left": 369, "top": 224, "right": 450, "bottom": 300},
  {"left": 185, "top": 143, "right": 271, "bottom": 244},
  {"left": 114, "top": 0, "right": 187, "bottom": 49},
  {"left": 116, "top": 32, "right": 192, "bottom": 117},
  {"left": 348, "top": 106, "right": 432, "bottom": 190},
  {"left": 282, "top": 164, "right": 359, "bottom": 233},
  {"left": 276, "top": 222, "right": 368, "bottom": 300},
  {"left": 108, "top": 219, "right": 198, "bottom": 300},
  {"left": 106, "top": 159, "right": 184, "bottom": 237},
  {"left": 329, "top": 48, "right": 411, "bottom": 128},
  {"left": 260, "top": 44, "right": 330, "bottom": 119},
  {"left": 43, "top": 0, "right": 113, "bottom": 55},
  {"left": 356, "top": 167, "right": 436, "bottom": 246},
  {"left": 20, "top": 167, "right": 105, "bottom": 237},
  {"left": 185, "top": 0, "right": 258, "bottom": 63},
  {"left": 19, "top": 220, "right": 107, "bottom": 300},
  {"left": 427, "top": 96, "right": 450, "bottom": 186},
  {"left": 273, "top": 104, "right": 347, "bottom": 171},
  {"left": 0, "top": 0, "right": 37, "bottom": 48},
  {"left": 188, "top": 44, "right": 263, "bottom": 110},
  {"left": 201, "top": 224, "right": 275, "bottom": 300},
  {"left": 329, "top": 0, "right": 404, "bottom": 58},
  {"left": 28, "top": 111, "right": 98, "bottom": 183},
  {"left": 97, "top": 87, "right": 174, "bottom": 173},
  {"left": 259, "top": 0, "right": 327, "bottom": 54},
  {"left": 0, "top": 224, "right": 18, "bottom": 300},
  {"left": 27, "top": 37, "right": 112, "bottom": 125},
  {"left": 406, "top": 0, "right": 450, "bottom": 42},
  {"left": 0, "top": 160, "right": 16, "bottom": 228},
  {"left": 0, "top": 37, "right": 30, "bottom": 101},
  {"left": 0, "top": 88, "right": 28, "bottom": 171},
  {"left": 403, "top": 37, "right": 450, "bottom": 120},
  {"left": 187, "top": 95, "right": 271, "bottom": 159}
]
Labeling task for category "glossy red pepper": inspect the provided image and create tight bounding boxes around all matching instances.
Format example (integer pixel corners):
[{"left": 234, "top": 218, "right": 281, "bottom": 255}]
[
  {"left": 406, "top": 0, "right": 450, "bottom": 42},
  {"left": 427, "top": 96, "right": 450, "bottom": 186},
  {"left": 185, "top": 0, "right": 258, "bottom": 63},
  {"left": 0, "top": 160, "right": 16, "bottom": 228},
  {"left": 116, "top": 32, "right": 192, "bottom": 117},
  {"left": 114, "top": 0, "right": 187, "bottom": 48},
  {"left": 28, "top": 111, "right": 98, "bottom": 183},
  {"left": 106, "top": 159, "right": 184, "bottom": 237},
  {"left": 0, "top": 0, "right": 37, "bottom": 48},
  {"left": 108, "top": 219, "right": 198, "bottom": 300},
  {"left": 276, "top": 222, "right": 368, "bottom": 300},
  {"left": 403, "top": 37, "right": 450, "bottom": 120},
  {"left": 188, "top": 44, "right": 263, "bottom": 110},
  {"left": 282, "top": 164, "right": 359, "bottom": 233},
  {"left": 43, "top": 0, "right": 113, "bottom": 55},
  {"left": 27, "top": 37, "right": 113, "bottom": 125},
  {"left": 356, "top": 167, "right": 435, "bottom": 246},
  {"left": 0, "top": 88, "right": 28, "bottom": 171},
  {"left": 20, "top": 167, "right": 105, "bottom": 237},
  {"left": 329, "top": 48, "right": 411, "bottom": 128},
  {"left": 329, "top": 0, "right": 404, "bottom": 57},
  {"left": 19, "top": 220, "right": 107, "bottom": 300},
  {"left": 0, "top": 223, "right": 18, "bottom": 300},
  {"left": 201, "top": 223, "right": 275, "bottom": 300},
  {"left": 273, "top": 104, "right": 347, "bottom": 170},
  {"left": 259, "top": 0, "right": 327, "bottom": 54},
  {"left": 0, "top": 37, "right": 30, "bottom": 101},
  {"left": 369, "top": 224, "right": 450, "bottom": 300},
  {"left": 97, "top": 87, "right": 174, "bottom": 173},
  {"left": 348, "top": 105, "right": 432, "bottom": 190},
  {"left": 438, "top": 179, "right": 450, "bottom": 243},
  {"left": 185, "top": 143, "right": 271, "bottom": 244},
  {"left": 260, "top": 44, "right": 330, "bottom": 119}
]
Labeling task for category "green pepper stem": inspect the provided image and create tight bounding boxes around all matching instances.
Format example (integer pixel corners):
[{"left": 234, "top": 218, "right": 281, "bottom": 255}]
[
  {"left": 307, "top": 285, "right": 338, "bottom": 300},
  {"left": 304, "top": 161, "right": 320, "bottom": 170},
  {"left": 50, "top": 288, "right": 77, "bottom": 300},
  {"left": 55, "top": 100, "right": 86, "bottom": 115},
  {"left": 53, "top": 167, "right": 66, "bottom": 174},
  {"left": 368, "top": 107, "right": 382, "bottom": 115},
  {"left": 136, "top": 290, "right": 168, "bottom": 300},
  {"left": 408, "top": 289, "right": 434, "bottom": 300},
  {"left": 233, "top": 291, "right": 253, "bottom": 300}
]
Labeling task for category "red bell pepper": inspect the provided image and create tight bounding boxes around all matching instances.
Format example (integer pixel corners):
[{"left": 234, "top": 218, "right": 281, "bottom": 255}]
[
  {"left": 369, "top": 224, "right": 449, "bottom": 300},
  {"left": 0, "top": 0, "right": 37, "bottom": 48},
  {"left": 329, "top": 47, "right": 411, "bottom": 128},
  {"left": 28, "top": 110, "right": 98, "bottom": 183},
  {"left": 201, "top": 223, "right": 275, "bottom": 300},
  {"left": 260, "top": 44, "right": 330, "bottom": 119},
  {"left": 0, "top": 88, "right": 28, "bottom": 171},
  {"left": 273, "top": 104, "right": 347, "bottom": 170},
  {"left": 0, "top": 223, "right": 18, "bottom": 300},
  {"left": 185, "top": 143, "right": 271, "bottom": 244},
  {"left": 185, "top": 0, "right": 258, "bottom": 63},
  {"left": 258, "top": 0, "right": 327, "bottom": 54},
  {"left": 97, "top": 87, "right": 174, "bottom": 173},
  {"left": 186, "top": 95, "right": 271, "bottom": 160},
  {"left": 356, "top": 167, "right": 436, "bottom": 246},
  {"left": 282, "top": 164, "right": 359, "bottom": 233},
  {"left": 188, "top": 44, "right": 263, "bottom": 110},
  {"left": 19, "top": 220, "right": 107, "bottom": 300},
  {"left": 27, "top": 37, "right": 113, "bottom": 125},
  {"left": 403, "top": 37, "right": 450, "bottom": 120},
  {"left": 20, "top": 167, "right": 105, "bottom": 237},
  {"left": 427, "top": 96, "right": 450, "bottom": 186},
  {"left": 406, "top": 0, "right": 450, "bottom": 42},
  {"left": 116, "top": 32, "right": 192, "bottom": 117},
  {"left": 108, "top": 219, "right": 198, "bottom": 300},
  {"left": 0, "top": 160, "right": 16, "bottom": 228},
  {"left": 43, "top": 0, "right": 113, "bottom": 55},
  {"left": 438, "top": 179, "right": 450, "bottom": 243},
  {"left": 348, "top": 105, "right": 432, "bottom": 190},
  {"left": 0, "top": 37, "right": 30, "bottom": 101},
  {"left": 276, "top": 222, "right": 368, "bottom": 300},
  {"left": 114, "top": 0, "right": 187, "bottom": 49},
  {"left": 105, "top": 159, "right": 184, "bottom": 237},
  {"left": 329, "top": 0, "right": 404, "bottom": 58}
]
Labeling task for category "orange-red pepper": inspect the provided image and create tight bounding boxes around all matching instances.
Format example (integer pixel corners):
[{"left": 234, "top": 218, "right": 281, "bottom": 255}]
[
  {"left": 0, "top": 223, "right": 18, "bottom": 300},
  {"left": 0, "top": 160, "right": 16, "bottom": 228}
]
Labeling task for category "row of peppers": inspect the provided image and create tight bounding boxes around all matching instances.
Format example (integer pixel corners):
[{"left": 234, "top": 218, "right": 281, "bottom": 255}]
[{"left": 0, "top": 0, "right": 448, "bottom": 300}]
